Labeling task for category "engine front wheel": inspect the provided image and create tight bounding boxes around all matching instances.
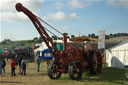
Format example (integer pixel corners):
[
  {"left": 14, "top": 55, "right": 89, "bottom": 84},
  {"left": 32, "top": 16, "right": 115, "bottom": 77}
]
[
  {"left": 48, "top": 62, "right": 62, "bottom": 79},
  {"left": 68, "top": 62, "right": 83, "bottom": 80}
]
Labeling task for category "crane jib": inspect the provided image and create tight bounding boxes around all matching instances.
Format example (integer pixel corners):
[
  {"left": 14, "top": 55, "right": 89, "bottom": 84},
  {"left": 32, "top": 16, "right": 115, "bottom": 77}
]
[{"left": 15, "top": 3, "right": 62, "bottom": 59}]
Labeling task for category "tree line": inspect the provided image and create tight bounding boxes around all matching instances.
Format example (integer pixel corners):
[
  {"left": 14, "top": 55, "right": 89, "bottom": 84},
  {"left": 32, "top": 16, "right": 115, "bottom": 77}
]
[
  {"left": 87, "top": 33, "right": 128, "bottom": 39},
  {"left": 0, "top": 33, "right": 128, "bottom": 49}
]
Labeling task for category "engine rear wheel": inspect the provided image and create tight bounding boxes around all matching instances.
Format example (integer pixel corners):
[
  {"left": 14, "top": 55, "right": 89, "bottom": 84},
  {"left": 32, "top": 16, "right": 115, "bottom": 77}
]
[
  {"left": 92, "top": 51, "right": 102, "bottom": 74},
  {"left": 89, "top": 50, "right": 102, "bottom": 74},
  {"left": 48, "top": 62, "right": 62, "bottom": 79},
  {"left": 68, "top": 62, "right": 82, "bottom": 80}
]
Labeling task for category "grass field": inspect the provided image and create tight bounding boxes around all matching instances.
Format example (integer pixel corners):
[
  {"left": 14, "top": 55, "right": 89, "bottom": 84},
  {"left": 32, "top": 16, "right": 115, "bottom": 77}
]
[{"left": 0, "top": 60, "right": 126, "bottom": 85}]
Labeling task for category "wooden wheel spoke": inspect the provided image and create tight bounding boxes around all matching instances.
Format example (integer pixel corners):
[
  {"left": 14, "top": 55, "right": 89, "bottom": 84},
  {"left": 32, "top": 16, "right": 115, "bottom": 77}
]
[
  {"left": 48, "top": 62, "right": 62, "bottom": 79},
  {"left": 91, "top": 51, "right": 102, "bottom": 74}
]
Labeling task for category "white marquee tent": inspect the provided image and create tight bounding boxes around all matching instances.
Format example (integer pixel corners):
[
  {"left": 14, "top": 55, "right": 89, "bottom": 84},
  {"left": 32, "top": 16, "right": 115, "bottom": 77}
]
[
  {"left": 34, "top": 39, "right": 74, "bottom": 53},
  {"left": 106, "top": 40, "right": 128, "bottom": 69},
  {"left": 34, "top": 42, "right": 48, "bottom": 53}
]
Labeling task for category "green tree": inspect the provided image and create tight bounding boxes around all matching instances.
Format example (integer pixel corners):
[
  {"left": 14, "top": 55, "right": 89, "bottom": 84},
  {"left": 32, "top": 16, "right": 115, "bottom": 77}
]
[
  {"left": 71, "top": 35, "right": 75, "bottom": 38},
  {"left": 38, "top": 37, "right": 43, "bottom": 43}
]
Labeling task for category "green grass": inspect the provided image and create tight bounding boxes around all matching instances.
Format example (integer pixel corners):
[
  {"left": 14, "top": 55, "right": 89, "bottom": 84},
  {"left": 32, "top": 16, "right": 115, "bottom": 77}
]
[
  {"left": 0, "top": 61, "right": 126, "bottom": 85},
  {"left": 51, "top": 67, "right": 126, "bottom": 85}
]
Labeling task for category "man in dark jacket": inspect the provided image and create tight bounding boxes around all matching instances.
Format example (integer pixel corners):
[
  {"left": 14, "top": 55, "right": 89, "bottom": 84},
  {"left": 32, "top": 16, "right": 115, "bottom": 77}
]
[{"left": 2, "top": 59, "right": 6, "bottom": 73}]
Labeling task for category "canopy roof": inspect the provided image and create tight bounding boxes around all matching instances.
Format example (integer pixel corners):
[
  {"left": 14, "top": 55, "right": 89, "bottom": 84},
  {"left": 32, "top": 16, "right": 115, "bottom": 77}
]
[{"left": 70, "top": 37, "right": 98, "bottom": 42}]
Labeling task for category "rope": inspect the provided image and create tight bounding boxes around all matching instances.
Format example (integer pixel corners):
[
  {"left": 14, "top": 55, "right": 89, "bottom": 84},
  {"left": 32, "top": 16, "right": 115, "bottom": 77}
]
[
  {"left": 36, "top": 16, "right": 83, "bottom": 47},
  {"left": 44, "top": 27, "right": 61, "bottom": 39},
  {"left": 36, "top": 16, "right": 63, "bottom": 35}
]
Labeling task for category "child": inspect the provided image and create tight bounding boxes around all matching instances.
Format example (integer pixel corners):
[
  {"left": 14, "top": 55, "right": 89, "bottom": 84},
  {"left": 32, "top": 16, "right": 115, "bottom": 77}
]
[{"left": 11, "top": 59, "right": 16, "bottom": 76}]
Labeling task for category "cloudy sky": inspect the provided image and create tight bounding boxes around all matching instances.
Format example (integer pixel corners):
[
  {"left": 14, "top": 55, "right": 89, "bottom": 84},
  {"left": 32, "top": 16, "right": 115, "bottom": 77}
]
[{"left": 0, "top": 0, "right": 128, "bottom": 41}]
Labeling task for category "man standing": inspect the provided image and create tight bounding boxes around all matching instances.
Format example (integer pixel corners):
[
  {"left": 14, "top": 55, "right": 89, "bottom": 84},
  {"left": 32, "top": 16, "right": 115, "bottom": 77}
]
[
  {"left": 36, "top": 56, "right": 41, "bottom": 72},
  {"left": 2, "top": 59, "right": 6, "bottom": 73},
  {"left": 0, "top": 59, "right": 2, "bottom": 75},
  {"left": 17, "top": 56, "right": 22, "bottom": 74},
  {"left": 21, "top": 58, "right": 26, "bottom": 75}
]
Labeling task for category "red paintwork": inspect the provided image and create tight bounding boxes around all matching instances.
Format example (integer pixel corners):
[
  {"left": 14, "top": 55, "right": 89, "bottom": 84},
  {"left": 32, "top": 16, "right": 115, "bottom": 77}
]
[
  {"left": 1, "top": 50, "right": 8, "bottom": 57},
  {"left": 16, "top": 3, "right": 61, "bottom": 63},
  {"left": 15, "top": 3, "right": 102, "bottom": 74},
  {"left": 63, "top": 33, "right": 68, "bottom": 51}
]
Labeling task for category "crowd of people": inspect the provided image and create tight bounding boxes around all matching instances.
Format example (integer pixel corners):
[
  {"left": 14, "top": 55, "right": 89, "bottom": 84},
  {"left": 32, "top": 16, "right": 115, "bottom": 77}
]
[
  {"left": 0, "top": 54, "right": 41, "bottom": 77},
  {"left": 10, "top": 56, "right": 27, "bottom": 76}
]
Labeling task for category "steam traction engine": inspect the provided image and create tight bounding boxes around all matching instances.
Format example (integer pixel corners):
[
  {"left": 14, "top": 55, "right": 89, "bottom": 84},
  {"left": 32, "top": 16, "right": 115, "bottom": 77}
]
[{"left": 16, "top": 3, "right": 103, "bottom": 80}]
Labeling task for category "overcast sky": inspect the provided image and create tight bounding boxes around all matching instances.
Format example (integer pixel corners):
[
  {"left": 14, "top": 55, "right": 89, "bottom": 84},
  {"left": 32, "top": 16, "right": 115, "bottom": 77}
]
[{"left": 0, "top": 0, "right": 128, "bottom": 41}]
